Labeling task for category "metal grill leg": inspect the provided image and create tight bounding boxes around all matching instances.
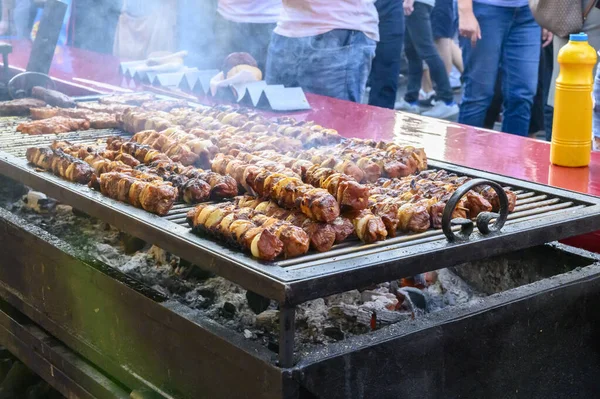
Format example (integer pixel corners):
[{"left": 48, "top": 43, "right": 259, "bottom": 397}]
[{"left": 279, "top": 305, "right": 295, "bottom": 368}]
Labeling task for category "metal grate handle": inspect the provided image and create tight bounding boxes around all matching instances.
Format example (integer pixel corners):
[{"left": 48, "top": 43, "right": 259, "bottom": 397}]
[{"left": 442, "top": 178, "right": 509, "bottom": 242}]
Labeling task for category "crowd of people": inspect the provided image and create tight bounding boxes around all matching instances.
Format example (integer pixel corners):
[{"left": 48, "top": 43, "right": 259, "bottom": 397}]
[{"left": 1, "top": 0, "right": 599, "bottom": 145}]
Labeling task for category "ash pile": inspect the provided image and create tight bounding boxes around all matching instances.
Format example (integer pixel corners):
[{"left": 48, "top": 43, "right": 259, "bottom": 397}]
[{"left": 0, "top": 176, "right": 486, "bottom": 351}]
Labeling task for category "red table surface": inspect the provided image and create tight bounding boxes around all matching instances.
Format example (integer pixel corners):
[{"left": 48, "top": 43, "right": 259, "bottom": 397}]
[{"left": 5, "top": 40, "right": 600, "bottom": 251}]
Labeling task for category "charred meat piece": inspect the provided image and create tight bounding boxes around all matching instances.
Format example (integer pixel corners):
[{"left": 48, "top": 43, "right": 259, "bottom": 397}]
[
  {"left": 106, "top": 137, "right": 172, "bottom": 164},
  {"left": 30, "top": 107, "right": 120, "bottom": 129},
  {"left": 26, "top": 147, "right": 94, "bottom": 184},
  {"left": 186, "top": 203, "right": 284, "bottom": 261},
  {"left": 304, "top": 165, "right": 370, "bottom": 211},
  {"left": 0, "top": 98, "right": 46, "bottom": 116},
  {"left": 236, "top": 195, "right": 338, "bottom": 252},
  {"left": 146, "top": 160, "right": 238, "bottom": 199},
  {"left": 212, "top": 154, "right": 340, "bottom": 223},
  {"left": 17, "top": 116, "right": 90, "bottom": 135},
  {"left": 99, "top": 172, "right": 178, "bottom": 215},
  {"left": 343, "top": 209, "right": 388, "bottom": 244},
  {"left": 76, "top": 102, "right": 134, "bottom": 114},
  {"left": 31, "top": 86, "right": 76, "bottom": 108}
]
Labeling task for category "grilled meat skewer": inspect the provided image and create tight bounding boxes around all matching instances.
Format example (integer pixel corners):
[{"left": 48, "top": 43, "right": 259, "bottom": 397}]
[
  {"left": 236, "top": 195, "right": 339, "bottom": 252},
  {"left": 186, "top": 203, "right": 284, "bottom": 261},
  {"left": 99, "top": 172, "right": 178, "bottom": 215},
  {"left": 212, "top": 154, "right": 340, "bottom": 223},
  {"left": 26, "top": 147, "right": 94, "bottom": 184}
]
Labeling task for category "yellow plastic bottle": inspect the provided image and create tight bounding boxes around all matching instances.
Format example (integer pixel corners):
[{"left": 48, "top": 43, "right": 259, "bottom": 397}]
[{"left": 551, "top": 32, "right": 597, "bottom": 167}]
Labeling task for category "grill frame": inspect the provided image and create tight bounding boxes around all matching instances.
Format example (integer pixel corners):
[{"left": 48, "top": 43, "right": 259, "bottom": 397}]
[{"left": 2, "top": 144, "right": 600, "bottom": 307}]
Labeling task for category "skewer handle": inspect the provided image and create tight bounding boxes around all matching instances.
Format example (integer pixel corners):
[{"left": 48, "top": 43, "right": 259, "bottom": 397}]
[{"left": 442, "top": 178, "right": 509, "bottom": 242}]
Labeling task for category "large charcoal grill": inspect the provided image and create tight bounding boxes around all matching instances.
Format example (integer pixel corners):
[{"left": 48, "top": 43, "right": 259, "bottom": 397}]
[
  {"left": 1, "top": 96, "right": 600, "bottom": 398},
  {"left": 1, "top": 102, "right": 600, "bottom": 368}
]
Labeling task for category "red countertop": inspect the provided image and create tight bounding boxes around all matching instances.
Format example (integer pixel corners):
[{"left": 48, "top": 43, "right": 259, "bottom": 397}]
[{"left": 6, "top": 40, "right": 600, "bottom": 251}]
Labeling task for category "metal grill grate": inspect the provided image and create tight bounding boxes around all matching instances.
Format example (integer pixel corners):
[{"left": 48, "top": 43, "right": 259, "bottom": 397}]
[{"left": 1, "top": 109, "right": 600, "bottom": 306}]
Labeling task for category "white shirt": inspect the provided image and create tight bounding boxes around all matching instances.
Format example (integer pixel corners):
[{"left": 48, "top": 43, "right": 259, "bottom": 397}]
[
  {"left": 217, "top": 0, "right": 282, "bottom": 24},
  {"left": 274, "top": 0, "right": 379, "bottom": 41}
]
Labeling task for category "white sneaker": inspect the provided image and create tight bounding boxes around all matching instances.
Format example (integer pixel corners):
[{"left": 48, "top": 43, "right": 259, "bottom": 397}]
[
  {"left": 421, "top": 102, "right": 459, "bottom": 119},
  {"left": 419, "top": 89, "right": 436, "bottom": 101},
  {"left": 394, "top": 99, "right": 421, "bottom": 114}
]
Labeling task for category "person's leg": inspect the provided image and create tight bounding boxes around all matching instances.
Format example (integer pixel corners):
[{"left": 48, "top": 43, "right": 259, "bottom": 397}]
[
  {"left": 430, "top": 0, "right": 454, "bottom": 72},
  {"left": 406, "top": 2, "right": 453, "bottom": 104},
  {"left": 265, "top": 33, "right": 301, "bottom": 88},
  {"left": 450, "top": 40, "right": 464, "bottom": 73},
  {"left": 459, "top": 2, "right": 508, "bottom": 128},
  {"left": 500, "top": 5, "right": 541, "bottom": 136},
  {"left": 403, "top": 22, "right": 423, "bottom": 104},
  {"left": 483, "top": 74, "right": 503, "bottom": 129},
  {"left": 288, "top": 30, "right": 376, "bottom": 102},
  {"left": 368, "top": 0, "right": 404, "bottom": 109}
]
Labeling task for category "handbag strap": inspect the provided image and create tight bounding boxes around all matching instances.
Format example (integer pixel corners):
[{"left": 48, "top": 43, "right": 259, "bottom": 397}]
[{"left": 584, "top": 0, "right": 599, "bottom": 19}]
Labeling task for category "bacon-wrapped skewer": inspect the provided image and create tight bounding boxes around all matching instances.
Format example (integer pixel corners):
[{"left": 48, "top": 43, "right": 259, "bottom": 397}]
[
  {"left": 344, "top": 209, "right": 388, "bottom": 244},
  {"left": 26, "top": 147, "right": 94, "bottom": 184},
  {"left": 230, "top": 150, "right": 301, "bottom": 179},
  {"left": 99, "top": 172, "right": 178, "bottom": 215},
  {"left": 212, "top": 154, "right": 340, "bottom": 223},
  {"left": 132, "top": 128, "right": 219, "bottom": 167},
  {"left": 106, "top": 137, "right": 172, "bottom": 165},
  {"left": 186, "top": 203, "right": 283, "bottom": 260},
  {"left": 52, "top": 141, "right": 212, "bottom": 204},
  {"left": 142, "top": 160, "right": 238, "bottom": 199},
  {"left": 236, "top": 195, "right": 345, "bottom": 252},
  {"left": 303, "top": 165, "right": 370, "bottom": 211}
]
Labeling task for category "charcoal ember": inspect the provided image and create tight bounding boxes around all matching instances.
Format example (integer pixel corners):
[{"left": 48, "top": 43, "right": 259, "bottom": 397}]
[
  {"left": 177, "top": 259, "right": 214, "bottom": 280},
  {"left": 398, "top": 287, "right": 429, "bottom": 313},
  {"left": 243, "top": 329, "right": 254, "bottom": 339},
  {"left": 0, "top": 176, "right": 27, "bottom": 202},
  {"left": 22, "top": 191, "right": 56, "bottom": 213},
  {"left": 295, "top": 299, "right": 328, "bottom": 341},
  {"left": 222, "top": 301, "right": 237, "bottom": 318},
  {"left": 246, "top": 291, "right": 271, "bottom": 314},
  {"left": 119, "top": 232, "right": 146, "bottom": 254},
  {"left": 256, "top": 309, "right": 279, "bottom": 331},
  {"left": 426, "top": 268, "right": 477, "bottom": 310},
  {"left": 360, "top": 289, "right": 399, "bottom": 310},
  {"left": 323, "top": 325, "right": 345, "bottom": 341},
  {"left": 324, "top": 290, "right": 361, "bottom": 305}
]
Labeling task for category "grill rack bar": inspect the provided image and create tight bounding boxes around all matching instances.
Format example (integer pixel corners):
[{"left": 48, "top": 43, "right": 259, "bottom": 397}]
[{"left": 1, "top": 117, "right": 600, "bottom": 306}]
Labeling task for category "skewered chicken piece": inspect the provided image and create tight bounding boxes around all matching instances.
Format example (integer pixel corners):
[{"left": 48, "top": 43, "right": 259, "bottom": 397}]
[
  {"left": 303, "top": 164, "right": 370, "bottom": 211},
  {"left": 99, "top": 172, "right": 177, "bottom": 215},
  {"left": 238, "top": 151, "right": 370, "bottom": 211},
  {"left": 105, "top": 137, "right": 172, "bottom": 164},
  {"left": 212, "top": 154, "right": 340, "bottom": 223},
  {"left": 341, "top": 139, "right": 428, "bottom": 173},
  {"left": 26, "top": 147, "right": 94, "bottom": 184},
  {"left": 375, "top": 172, "right": 498, "bottom": 217},
  {"left": 30, "top": 107, "right": 120, "bottom": 129},
  {"left": 17, "top": 116, "right": 91, "bottom": 135},
  {"left": 242, "top": 211, "right": 310, "bottom": 258},
  {"left": 121, "top": 108, "right": 173, "bottom": 133},
  {"left": 52, "top": 140, "right": 211, "bottom": 204},
  {"left": 130, "top": 130, "right": 199, "bottom": 165},
  {"left": 253, "top": 150, "right": 366, "bottom": 190},
  {"left": 186, "top": 203, "right": 284, "bottom": 261},
  {"left": 288, "top": 148, "right": 382, "bottom": 183},
  {"left": 236, "top": 195, "right": 345, "bottom": 252},
  {"left": 132, "top": 128, "right": 218, "bottom": 167},
  {"left": 229, "top": 150, "right": 301, "bottom": 179},
  {"left": 343, "top": 209, "right": 388, "bottom": 244}
]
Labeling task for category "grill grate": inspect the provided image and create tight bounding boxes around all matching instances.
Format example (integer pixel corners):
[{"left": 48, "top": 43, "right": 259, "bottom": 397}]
[{"left": 1, "top": 107, "right": 600, "bottom": 307}]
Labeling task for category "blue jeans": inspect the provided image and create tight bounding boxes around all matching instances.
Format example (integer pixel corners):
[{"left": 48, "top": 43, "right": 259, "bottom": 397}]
[
  {"left": 459, "top": 3, "right": 541, "bottom": 136},
  {"left": 404, "top": 2, "right": 454, "bottom": 104},
  {"left": 266, "top": 30, "right": 377, "bottom": 102},
  {"left": 368, "top": 0, "right": 404, "bottom": 109}
]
